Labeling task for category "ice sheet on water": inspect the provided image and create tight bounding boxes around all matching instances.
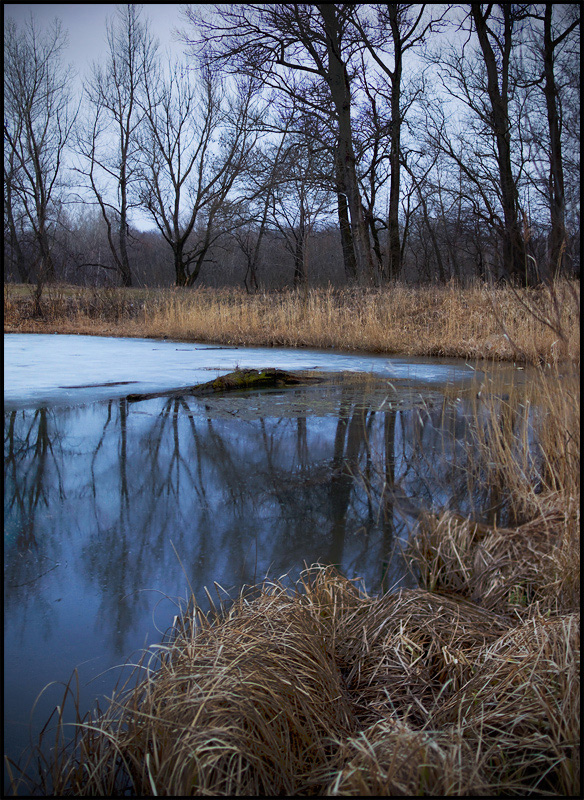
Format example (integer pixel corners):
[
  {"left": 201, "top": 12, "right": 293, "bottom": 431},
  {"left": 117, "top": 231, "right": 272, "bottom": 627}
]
[{"left": 4, "top": 333, "right": 478, "bottom": 409}]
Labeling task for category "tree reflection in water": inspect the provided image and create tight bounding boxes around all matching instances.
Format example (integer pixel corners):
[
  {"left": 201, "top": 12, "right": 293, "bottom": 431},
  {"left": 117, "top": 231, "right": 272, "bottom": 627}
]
[{"left": 4, "top": 375, "right": 537, "bottom": 770}]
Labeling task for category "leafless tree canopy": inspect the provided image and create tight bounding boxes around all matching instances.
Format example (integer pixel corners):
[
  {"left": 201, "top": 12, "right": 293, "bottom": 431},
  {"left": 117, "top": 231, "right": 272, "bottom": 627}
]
[
  {"left": 4, "top": 3, "right": 580, "bottom": 289},
  {"left": 4, "top": 14, "right": 77, "bottom": 296}
]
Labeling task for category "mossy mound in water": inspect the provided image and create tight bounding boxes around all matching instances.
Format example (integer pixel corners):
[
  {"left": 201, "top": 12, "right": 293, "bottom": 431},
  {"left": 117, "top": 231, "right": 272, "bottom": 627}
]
[
  {"left": 127, "top": 368, "right": 322, "bottom": 402},
  {"left": 204, "top": 367, "right": 317, "bottom": 393}
]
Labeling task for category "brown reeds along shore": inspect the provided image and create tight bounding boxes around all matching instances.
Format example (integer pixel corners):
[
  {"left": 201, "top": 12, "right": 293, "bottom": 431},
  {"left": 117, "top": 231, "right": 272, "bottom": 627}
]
[
  {"left": 4, "top": 280, "right": 579, "bottom": 796},
  {"left": 4, "top": 280, "right": 580, "bottom": 364},
  {"left": 13, "top": 525, "right": 580, "bottom": 796}
]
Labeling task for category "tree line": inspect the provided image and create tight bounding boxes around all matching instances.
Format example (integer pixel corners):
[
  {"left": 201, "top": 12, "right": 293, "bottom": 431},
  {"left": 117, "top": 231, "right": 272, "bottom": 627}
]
[{"left": 4, "top": 3, "right": 580, "bottom": 292}]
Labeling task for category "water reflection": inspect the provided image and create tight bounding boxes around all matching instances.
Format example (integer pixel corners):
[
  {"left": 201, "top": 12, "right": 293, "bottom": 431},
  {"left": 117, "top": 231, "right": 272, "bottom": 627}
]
[{"left": 4, "top": 375, "right": 537, "bottom": 777}]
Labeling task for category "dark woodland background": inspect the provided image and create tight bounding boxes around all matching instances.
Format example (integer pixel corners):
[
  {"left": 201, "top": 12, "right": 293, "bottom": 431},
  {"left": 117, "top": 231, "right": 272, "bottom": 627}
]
[{"left": 4, "top": 4, "right": 580, "bottom": 291}]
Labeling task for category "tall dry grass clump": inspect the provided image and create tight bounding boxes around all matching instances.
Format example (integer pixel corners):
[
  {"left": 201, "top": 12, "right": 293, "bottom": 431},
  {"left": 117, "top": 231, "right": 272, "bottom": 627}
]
[
  {"left": 408, "top": 362, "right": 579, "bottom": 612},
  {"left": 17, "top": 559, "right": 579, "bottom": 796},
  {"left": 432, "top": 612, "right": 579, "bottom": 796},
  {"left": 329, "top": 609, "right": 579, "bottom": 797},
  {"left": 399, "top": 365, "right": 580, "bottom": 796},
  {"left": 26, "top": 575, "right": 357, "bottom": 797}
]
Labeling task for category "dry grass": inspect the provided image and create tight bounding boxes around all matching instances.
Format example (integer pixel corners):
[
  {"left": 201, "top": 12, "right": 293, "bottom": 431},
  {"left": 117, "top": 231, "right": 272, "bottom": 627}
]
[
  {"left": 434, "top": 611, "right": 579, "bottom": 795},
  {"left": 12, "top": 551, "right": 578, "bottom": 795},
  {"left": 464, "top": 369, "right": 580, "bottom": 521},
  {"left": 327, "top": 717, "right": 487, "bottom": 796},
  {"left": 407, "top": 367, "right": 579, "bottom": 614},
  {"left": 4, "top": 280, "right": 580, "bottom": 364},
  {"left": 330, "top": 609, "right": 579, "bottom": 797},
  {"left": 408, "top": 498, "right": 579, "bottom": 616}
]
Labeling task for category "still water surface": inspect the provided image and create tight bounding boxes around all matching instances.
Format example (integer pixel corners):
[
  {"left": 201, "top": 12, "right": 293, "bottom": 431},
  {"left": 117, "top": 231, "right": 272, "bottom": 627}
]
[{"left": 4, "top": 334, "right": 533, "bottom": 785}]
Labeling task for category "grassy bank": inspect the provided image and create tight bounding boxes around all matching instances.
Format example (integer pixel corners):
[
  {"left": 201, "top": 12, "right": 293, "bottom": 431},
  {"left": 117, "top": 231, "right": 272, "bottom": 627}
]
[
  {"left": 19, "top": 544, "right": 580, "bottom": 796},
  {"left": 4, "top": 280, "right": 580, "bottom": 364},
  {"left": 7, "top": 369, "right": 579, "bottom": 796}
]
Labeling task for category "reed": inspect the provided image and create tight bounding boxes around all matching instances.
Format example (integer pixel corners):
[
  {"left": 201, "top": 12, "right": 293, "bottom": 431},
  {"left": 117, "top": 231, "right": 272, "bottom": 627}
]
[
  {"left": 465, "top": 369, "right": 579, "bottom": 521},
  {"left": 407, "top": 364, "right": 579, "bottom": 614},
  {"left": 4, "top": 280, "right": 580, "bottom": 364}
]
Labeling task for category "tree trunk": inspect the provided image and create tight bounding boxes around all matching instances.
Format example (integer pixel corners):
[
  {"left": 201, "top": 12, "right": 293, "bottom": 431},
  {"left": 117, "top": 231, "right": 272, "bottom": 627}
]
[
  {"left": 5, "top": 206, "right": 30, "bottom": 283},
  {"left": 174, "top": 242, "right": 188, "bottom": 287},
  {"left": 245, "top": 216, "right": 268, "bottom": 294},
  {"left": 335, "top": 155, "right": 358, "bottom": 283},
  {"left": 543, "top": 3, "right": 567, "bottom": 279},
  {"left": 421, "top": 195, "right": 446, "bottom": 283},
  {"left": 386, "top": 5, "right": 403, "bottom": 282},
  {"left": 244, "top": 248, "right": 260, "bottom": 294},
  {"left": 293, "top": 202, "right": 307, "bottom": 287},
  {"left": 365, "top": 208, "right": 383, "bottom": 278},
  {"left": 118, "top": 220, "right": 133, "bottom": 287},
  {"left": 471, "top": 4, "right": 527, "bottom": 284},
  {"left": 318, "top": 4, "right": 374, "bottom": 285},
  {"left": 37, "top": 211, "right": 56, "bottom": 283},
  {"left": 185, "top": 244, "right": 210, "bottom": 287},
  {"left": 118, "top": 171, "right": 133, "bottom": 287}
]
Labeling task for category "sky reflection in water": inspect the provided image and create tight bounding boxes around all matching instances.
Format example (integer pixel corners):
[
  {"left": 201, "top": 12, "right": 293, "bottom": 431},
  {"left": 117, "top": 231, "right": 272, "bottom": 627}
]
[{"left": 4, "top": 335, "right": 534, "bottom": 780}]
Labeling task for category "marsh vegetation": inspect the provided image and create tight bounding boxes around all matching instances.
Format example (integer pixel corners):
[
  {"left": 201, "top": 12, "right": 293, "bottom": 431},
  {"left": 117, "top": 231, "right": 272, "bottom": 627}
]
[{"left": 4, "top": 280, "right": 580, "bottom": 366}]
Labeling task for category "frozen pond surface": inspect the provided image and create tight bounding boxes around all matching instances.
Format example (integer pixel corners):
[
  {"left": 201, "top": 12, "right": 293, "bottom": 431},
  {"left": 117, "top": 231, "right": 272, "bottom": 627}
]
[
  {"left": 5, "top": 333, "right": 481, "bottom": 409},
  {"left": 4, "top": 334, "right": 533, "bottom": 791}
]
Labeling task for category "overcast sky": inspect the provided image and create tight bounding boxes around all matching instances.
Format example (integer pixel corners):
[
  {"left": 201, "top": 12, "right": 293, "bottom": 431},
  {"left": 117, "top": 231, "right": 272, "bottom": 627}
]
[{"left": 4, "top": 4, "right": 191, "bottom": 84}]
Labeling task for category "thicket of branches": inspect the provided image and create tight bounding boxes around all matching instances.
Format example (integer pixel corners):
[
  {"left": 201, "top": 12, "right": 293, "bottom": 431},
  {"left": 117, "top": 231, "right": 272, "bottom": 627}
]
[{"left": 4, "top": 3, "right": 580, "bottom": 291}]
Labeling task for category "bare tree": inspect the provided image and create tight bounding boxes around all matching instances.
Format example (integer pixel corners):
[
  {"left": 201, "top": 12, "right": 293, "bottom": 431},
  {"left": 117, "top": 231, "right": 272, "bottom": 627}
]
[
  {"left": 138, "top": 59, "right": 259, "bottom": 287},
  {"left": 421, "top": 4, "right": 538, "bottom": 283},
  {"left": 181, "top": 3, "right": 375, "bottom": 284},
  {"left": 351, "top": 4, "right": 441, "bottom": 281},
  {"left": 469, "top": 3, "right": 529, "bottom": 283},
  {"left": 401, "top": 151, "right": 447, "bottom": 283},
  {"left": 4, "top": 14, "right": 76, "bottom": 299},
  {"left": 279, "top": 78, "right": 358, "bottom": 284},
  {"left": 269, "top": 123, "right": 335, "bottom": 287},
  {"left": 76, "top": 4, "right": 157, "bottom": 287},
  {"left": 524, "top": 4, "right": 580, "bottom": 279},
  {"left": 4, "top": 130, "right": 29, "bottom": 283},
  {"left": 316, "top": 3, "right": 376, "bottom": 284},
  {"left": 352, "top": 57, "right": 392, "bottom": 278},
  {"left": 231, "top": 122, "right": 292, "bottom": 293}
]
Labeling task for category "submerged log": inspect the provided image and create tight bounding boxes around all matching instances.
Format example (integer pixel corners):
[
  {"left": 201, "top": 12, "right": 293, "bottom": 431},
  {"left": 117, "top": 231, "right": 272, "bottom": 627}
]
[{"left": 126, "top": 367, "right": 323, "bottom": 403}]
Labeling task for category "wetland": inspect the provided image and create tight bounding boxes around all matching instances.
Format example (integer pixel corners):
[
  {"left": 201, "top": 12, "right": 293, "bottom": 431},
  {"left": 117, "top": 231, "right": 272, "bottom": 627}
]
[{"left": 3, "top": 332, "right": 579, "bottom": 796}]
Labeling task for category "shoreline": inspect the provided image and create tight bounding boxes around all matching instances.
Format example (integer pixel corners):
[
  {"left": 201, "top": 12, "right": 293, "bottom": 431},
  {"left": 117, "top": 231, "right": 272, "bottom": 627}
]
[{"left": 4, "top": 281, "right": 580, "bottom": 366}]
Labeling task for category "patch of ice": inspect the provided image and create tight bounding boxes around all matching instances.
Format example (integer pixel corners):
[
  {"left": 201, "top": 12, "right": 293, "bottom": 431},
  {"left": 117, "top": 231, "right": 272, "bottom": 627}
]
[{"left": 4, "top": 333, "right": 477, "bottom": 409}]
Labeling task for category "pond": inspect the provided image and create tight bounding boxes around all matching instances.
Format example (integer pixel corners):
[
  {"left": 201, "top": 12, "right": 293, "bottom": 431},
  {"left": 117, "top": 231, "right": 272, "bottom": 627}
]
[{"left": 4, "top": 334, "right": 534, "bottom": 789}]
